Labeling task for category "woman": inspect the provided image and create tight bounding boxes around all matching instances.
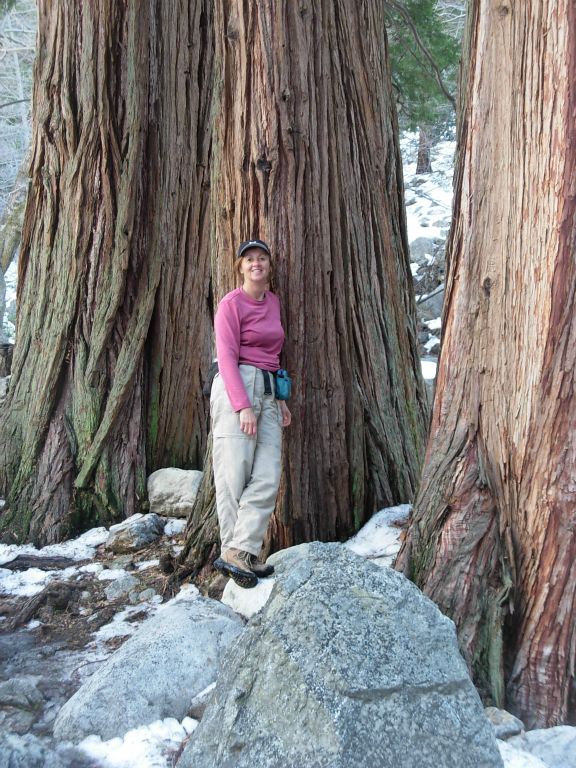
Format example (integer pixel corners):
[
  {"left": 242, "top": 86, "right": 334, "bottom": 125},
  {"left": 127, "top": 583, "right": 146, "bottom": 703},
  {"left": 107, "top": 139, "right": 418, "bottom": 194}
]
[{"left": 211, "top": 239, "right": 291, "bottom": 588}]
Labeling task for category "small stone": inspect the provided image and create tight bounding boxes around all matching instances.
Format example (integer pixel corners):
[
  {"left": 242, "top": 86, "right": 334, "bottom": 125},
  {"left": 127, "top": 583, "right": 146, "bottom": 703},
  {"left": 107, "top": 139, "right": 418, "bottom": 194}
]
[
  {"left": 485, "top": 706, "right": 525, "bottom": 739},
  {"left": 188, "top": 683, "right": 216, "bottom": 720},
  {"left": 129, "top": 588, "right": 157, "bottom": 604},
  {"left": 409, "top": 237, "right": 436, "bottom": 266},
  {"left": 0, "top": 676, "right": 44, "bottom": 710},
  {"left": 104, "top": 574, "right": 139, "bottom": 601},
  {"left": 105, "top": 513, "right": 165, "bottom": 554},
  {"left": 418, "top": 287, "right": 445, "bottom": 321},
  {"left": 138, "top": 588, "right": 157, "bottom": 602},
  {"left": 159, "top": 552, "right": 176, "bottom": 574},
  {"left": 147, "top": 468, "right": 203, "bottom": 518},
  {"left": 109, "top": 555, "right": 135, "bottom": 571}
]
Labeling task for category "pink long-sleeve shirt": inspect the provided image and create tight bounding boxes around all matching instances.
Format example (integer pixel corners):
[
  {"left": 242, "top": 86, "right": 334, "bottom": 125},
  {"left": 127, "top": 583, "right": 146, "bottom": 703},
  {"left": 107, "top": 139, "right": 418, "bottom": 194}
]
[{"left": 214, "top": 288, "right": 285, "bottom": 411}]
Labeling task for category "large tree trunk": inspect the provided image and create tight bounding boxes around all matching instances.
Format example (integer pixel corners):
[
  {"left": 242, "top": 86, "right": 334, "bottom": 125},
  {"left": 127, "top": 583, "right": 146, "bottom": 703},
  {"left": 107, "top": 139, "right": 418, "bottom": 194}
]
[
  {"left": 184, "top": 0, "right": 428, "bottom": 566},
  {"left": 0, "top": 0, "right": 214, "bottom": 544},
  {"left": 397, "top": 0, "right": 576, "bottom": 727}
]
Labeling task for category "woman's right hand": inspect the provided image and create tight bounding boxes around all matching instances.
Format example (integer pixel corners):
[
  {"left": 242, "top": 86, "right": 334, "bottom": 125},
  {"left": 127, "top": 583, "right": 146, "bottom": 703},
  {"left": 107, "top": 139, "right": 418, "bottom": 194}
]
[{"left": 239, "top": 407, "right": 257, "bottom": 437}]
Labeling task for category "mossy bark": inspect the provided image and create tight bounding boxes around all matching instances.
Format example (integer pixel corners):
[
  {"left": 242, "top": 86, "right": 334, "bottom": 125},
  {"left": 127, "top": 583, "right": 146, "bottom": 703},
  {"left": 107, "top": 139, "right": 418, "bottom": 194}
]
[{"left": 0, "top": 0, "right": 214, "bottom": 544}]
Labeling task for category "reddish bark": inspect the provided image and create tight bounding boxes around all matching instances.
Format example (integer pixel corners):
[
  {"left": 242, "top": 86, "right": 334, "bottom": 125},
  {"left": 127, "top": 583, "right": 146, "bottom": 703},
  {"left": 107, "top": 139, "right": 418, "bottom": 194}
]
[
  {"left": 398, "top": 0, "right": 576, "bottom": 726},
  {"left": 183, "top": 0, "right": 428, "bottom": 566}
]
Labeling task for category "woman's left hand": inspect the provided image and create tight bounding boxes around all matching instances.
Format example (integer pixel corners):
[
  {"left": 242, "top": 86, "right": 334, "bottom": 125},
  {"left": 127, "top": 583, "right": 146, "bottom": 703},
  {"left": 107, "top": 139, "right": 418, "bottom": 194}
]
[{"left": 279, "top": 401, "right": 291, "bottom": 427}]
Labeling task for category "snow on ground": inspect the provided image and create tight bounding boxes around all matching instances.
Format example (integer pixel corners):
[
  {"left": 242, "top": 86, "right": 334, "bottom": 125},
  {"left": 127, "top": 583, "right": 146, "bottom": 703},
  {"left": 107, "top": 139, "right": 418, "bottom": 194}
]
[
  {"left": 79, "top": 716, "right": 198, "bottom": 768},
  {"left": 421, "top": 359, "right": 438, "bottom": 380},
  {"left": 0, "top": 563, "right": 81, "bottom": 598},
  {"left": 424, "top": 335, "right": 440, "bottom": 352},
  {"left": 0, "top": 525, "right": 110, "bottom": 597},
  {"left": 91, "top": 601, "right": 161, "bottom": 647},
  {"left": 345, "top": 504, "right": 411, "bottom": 567},
  {"left": 3, "top": 258, "right": 17, "bottom": 342},
  {"left": 401, "top": 132, "right": 455, "bottom": 244},
  {"left": 400, "top": 132, "right": 454, "bottom": 386},
  {"left": 222, "top": 576, "right": 275, "bottom": 619},
  {"left": 0, "top": 520, "right": 179, "bottom": 598},
  {"left": 426, "top": 317, "right": 442, "bottom": 331},
  {"left": 498, "top": 741, "right": 549, "bottom": 768},
  {"left": 164, "top": 518, "right": 186, "bottom": 536},
  {"left": 0, "top": 525, "right": 109, "bottom": 566}
]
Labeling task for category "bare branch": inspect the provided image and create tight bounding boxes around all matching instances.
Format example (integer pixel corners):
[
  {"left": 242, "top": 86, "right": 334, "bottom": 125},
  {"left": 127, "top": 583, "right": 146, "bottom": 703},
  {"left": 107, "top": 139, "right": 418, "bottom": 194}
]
[{"left": 0, "top": 97, "right": 27, "bottom": 109}]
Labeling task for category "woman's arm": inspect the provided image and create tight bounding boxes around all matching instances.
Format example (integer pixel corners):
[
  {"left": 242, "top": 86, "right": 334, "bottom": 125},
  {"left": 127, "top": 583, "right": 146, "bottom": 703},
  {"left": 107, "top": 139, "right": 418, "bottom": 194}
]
[{"left": 214, "top": 299, "right": 252, "bottom": 412}]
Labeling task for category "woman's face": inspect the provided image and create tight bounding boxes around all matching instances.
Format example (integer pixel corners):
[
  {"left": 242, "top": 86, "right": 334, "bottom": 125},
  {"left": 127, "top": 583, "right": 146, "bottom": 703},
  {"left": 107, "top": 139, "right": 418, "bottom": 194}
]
[{"left": 239, "top": 248, "right": 271, "bottom": 284}]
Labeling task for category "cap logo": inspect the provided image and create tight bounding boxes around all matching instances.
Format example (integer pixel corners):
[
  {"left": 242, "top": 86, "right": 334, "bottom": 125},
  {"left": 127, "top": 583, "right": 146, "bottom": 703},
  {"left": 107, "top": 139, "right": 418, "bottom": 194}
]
[{"left": 237, "top": 239, "right": 271, "bottom": 259}]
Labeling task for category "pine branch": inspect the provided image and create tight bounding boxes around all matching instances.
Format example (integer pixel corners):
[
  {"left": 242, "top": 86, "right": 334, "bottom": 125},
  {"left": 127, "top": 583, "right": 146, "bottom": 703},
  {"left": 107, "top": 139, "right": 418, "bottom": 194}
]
[{"left": 384, "top": 0, "right": 457, "bottom": 109}]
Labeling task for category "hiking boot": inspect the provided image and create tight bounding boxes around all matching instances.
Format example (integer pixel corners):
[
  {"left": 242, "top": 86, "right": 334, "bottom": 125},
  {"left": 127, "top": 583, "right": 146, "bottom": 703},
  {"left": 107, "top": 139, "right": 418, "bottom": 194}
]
[
  {"left": 244, "top": 554, "right": 274, "bottom": 578},
  {"left": 213, "top": 548, "right": 258, "bottom": 589}
]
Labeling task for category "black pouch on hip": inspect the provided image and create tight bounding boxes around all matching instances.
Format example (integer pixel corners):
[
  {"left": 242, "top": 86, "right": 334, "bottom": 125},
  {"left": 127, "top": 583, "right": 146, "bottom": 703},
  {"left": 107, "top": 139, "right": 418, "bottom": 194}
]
[{"left": 275, "top": 369, "right": 292, "bottom": 400}]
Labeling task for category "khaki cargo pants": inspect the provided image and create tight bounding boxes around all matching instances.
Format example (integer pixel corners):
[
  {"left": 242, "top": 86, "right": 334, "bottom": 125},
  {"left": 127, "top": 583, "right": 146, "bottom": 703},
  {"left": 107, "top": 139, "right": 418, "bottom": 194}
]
[{"left": 211, "top": 365, "right": 282, "bottom": 556}]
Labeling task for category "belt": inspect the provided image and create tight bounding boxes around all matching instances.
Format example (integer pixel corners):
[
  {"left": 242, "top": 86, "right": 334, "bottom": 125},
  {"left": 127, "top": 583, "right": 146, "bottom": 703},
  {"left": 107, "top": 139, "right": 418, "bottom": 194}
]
[{"left": 261, "top": 369, "right": 274, "bottom": 395}]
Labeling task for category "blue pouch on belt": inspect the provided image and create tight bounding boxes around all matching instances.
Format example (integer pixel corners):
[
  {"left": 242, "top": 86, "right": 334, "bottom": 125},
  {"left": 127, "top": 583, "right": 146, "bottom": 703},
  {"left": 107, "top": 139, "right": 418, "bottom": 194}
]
[{"left": 275, "top": 369, "right": 292, "bottom": 400}]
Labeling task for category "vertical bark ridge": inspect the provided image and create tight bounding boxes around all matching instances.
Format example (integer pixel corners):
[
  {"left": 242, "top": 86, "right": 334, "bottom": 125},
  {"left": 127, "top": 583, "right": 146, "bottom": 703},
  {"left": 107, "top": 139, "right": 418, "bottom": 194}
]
[
  {"left": 0, "top": 0, "right": 213, "bottom": 543},
  {"left": 204, "top": 0, "right": 427, "bottom": 553},
  {"left": 398, "top": 0, "right": 576, "bottom": 726}
]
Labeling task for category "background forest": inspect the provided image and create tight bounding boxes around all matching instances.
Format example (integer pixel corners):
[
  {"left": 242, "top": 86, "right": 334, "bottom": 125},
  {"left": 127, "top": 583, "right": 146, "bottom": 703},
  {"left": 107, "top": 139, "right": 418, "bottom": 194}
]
[{"left": 0, "top": 1, "right": 574, "bottom": 767}]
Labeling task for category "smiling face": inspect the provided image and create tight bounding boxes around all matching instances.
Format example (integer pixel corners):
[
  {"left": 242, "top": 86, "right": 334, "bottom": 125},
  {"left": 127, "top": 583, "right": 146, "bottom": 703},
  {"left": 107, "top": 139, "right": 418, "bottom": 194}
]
[{"left": 238, "top": 247, "right": 271, "bottom": 285}]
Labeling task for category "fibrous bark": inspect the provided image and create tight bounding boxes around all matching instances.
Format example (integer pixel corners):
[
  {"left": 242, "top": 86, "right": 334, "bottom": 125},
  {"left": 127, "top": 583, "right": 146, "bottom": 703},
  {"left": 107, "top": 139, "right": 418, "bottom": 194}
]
[
  {"left": 397, "top": 0, "right": 576, "bottom": 727},
  {"left": 415, "top": 126, "right": 432, "bottom": 174},
  {"left": 185, "top": 0, "right": 428, "bottom": 564},
  {"left": 0, "top": 0, "right": 214, "bottom": 544}
]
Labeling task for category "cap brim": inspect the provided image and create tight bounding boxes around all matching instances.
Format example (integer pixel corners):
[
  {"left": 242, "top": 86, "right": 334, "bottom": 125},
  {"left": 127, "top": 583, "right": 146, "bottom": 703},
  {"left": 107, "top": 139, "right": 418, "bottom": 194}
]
[{"left": 238, "top": 241, "right": 271, "bottom": 258}]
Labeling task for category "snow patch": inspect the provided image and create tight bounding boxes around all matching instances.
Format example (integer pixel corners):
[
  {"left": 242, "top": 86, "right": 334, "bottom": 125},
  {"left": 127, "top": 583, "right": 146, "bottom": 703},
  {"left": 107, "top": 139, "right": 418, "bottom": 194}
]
[
  {"left": 424, "top": 336, "right": 440, "bottom": 352},
  {"left": 97, "top": 569, "right": 132, "bottom": 582},
  {"left": 92, "top": 603, "right": 158, "bottom": 646},
  {"left": 78, "top": 716, "right": 198, "bottom": 768},
  {"left": 498, "top": 741, "right": 548, "bottom": 768},
  {"left": 0, "top": 526, "right": 108, "bottom": 567},
  {"left": 400, "top": 133, "right": 455, "bottom": 244},
  {"left": 421, "top": 359, "right": 437, "bottom": 380},
  {"left": 345, "top": 504, "right": 411, "bottom": 567},
  {"left": 0, "top": 564, "right": 80, "bottom": 597},
  {"left": 164, "top": 518, "right": 186, "bottom": 536},
  {"left": 222, "top": 577, "right": 275, "bottom": 619}
]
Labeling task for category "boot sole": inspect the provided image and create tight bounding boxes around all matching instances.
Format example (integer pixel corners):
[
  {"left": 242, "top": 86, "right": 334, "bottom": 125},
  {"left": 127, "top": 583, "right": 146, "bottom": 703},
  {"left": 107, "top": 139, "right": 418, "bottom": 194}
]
[
  {"left": 213, "top": 558, "right": 258, "bottom": 589},
  {"left": 251, "top": 565, "right": 274, "bottom": 578}
]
